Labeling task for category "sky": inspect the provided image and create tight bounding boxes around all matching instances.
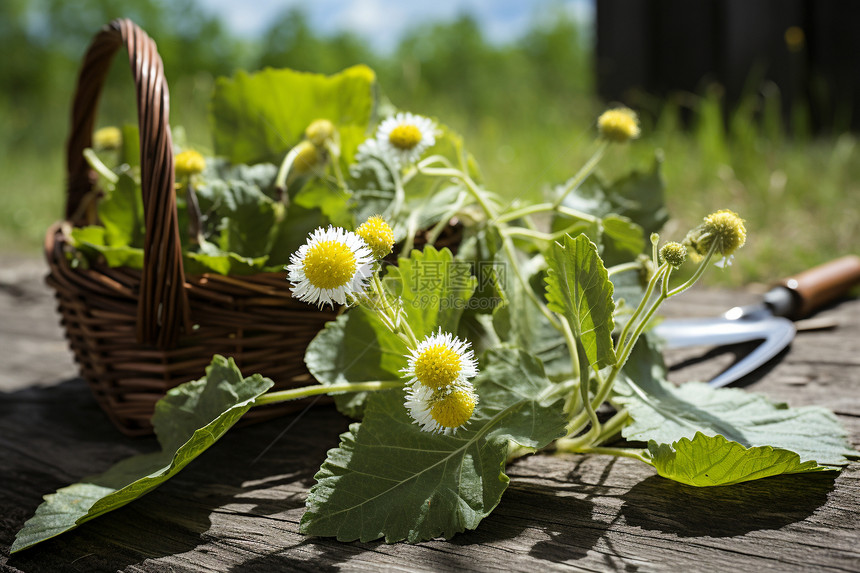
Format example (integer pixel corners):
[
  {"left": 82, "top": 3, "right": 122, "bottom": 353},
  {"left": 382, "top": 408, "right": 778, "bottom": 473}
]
[{"left": 196, "top": 0, "right": 594, "bottom": 52}]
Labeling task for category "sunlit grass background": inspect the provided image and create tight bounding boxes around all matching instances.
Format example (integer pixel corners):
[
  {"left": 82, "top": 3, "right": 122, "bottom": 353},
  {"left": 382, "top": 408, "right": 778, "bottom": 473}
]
[{"left": 2, "top": 2, "right": 858, "bottom": 286}]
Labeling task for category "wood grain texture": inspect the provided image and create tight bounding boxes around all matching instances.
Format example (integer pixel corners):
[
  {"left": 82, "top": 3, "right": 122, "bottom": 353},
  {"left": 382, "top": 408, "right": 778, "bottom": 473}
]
[{"left": 1, "top": 258, "right": 858, "bottom": 572}]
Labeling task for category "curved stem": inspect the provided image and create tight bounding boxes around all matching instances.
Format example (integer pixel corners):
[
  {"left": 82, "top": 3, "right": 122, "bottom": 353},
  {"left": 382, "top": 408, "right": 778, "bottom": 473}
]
[
  {"left": 551, "top": 141, "right": 609, "bottom": 209},
  {"left": 556, "top": 445, "right": 649, "bottom": 463},
  {"left": 372, "top": 274, "right": 418, "bottom": 349},
  {"left": 502, "top": 236, "right": 561, "bottom": 331},
  {"left": 667, "top": 244, "right": 717, "bottom": 297},
  {"left": 494, "top": 202, "right": 599, "bottom": 226},
  {"left": 616, "top": 262, "right": 668, "bottom": 358},
  {"left": 83, "top": 148, "right": 119, "bottom": 185},
  {"left": 502, "top": 221, "right": 592, "bottom": 244},
  {"left": 325, "top": 140, "right": 348, "bottom": 192},
  {"left": 607, "top": 261, "right": 642, "bottom": 277},
  {"left": 254, "top": 380, "right": 402, "bottom": 407},
  {"left": 419, "top": 167, "right": 498, "bottom": 219},
  {"left": 274, "top": 144, "right": 302, "bottom": 201}
]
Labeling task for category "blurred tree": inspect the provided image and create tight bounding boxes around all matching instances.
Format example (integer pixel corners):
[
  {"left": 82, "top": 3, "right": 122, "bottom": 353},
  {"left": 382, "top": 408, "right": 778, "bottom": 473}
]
[
  {"left": 256, "top": 9, "right": 377, "bottom": 74},
  {"left": 0, "top": 0, "right": 247, "bottom": 149},
  {"left": 521, "top": 7, "right": 592, "bottom": 96}
]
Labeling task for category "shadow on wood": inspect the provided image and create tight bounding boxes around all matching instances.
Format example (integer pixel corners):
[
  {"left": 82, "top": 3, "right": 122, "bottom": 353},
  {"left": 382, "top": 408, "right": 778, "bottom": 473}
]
[{"left": 620, "top": 472, "right": 835, "bottom": 537}]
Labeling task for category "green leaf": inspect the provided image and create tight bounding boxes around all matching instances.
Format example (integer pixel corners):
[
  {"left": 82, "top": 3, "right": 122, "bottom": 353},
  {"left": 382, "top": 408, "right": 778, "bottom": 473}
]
[
  {"left": 195, "top": 173, "right": 279, "bottom": 258},
  {"left": 182, "top": 247, "right": 269, "bottom": 276},
  {"left": 600, "top": 214, "right": 645, "bottom": 267},
  {"left": 305, "top": 310, "right": 407, "bottom": 418},
  {"left": 291, "top": 177, "right": 352, "bottom": 229},
  {"left": 266, "top": 203, "right": 327, "bottom": 267},
  {"left": 300, "top": 348, "right": 567, "bottom": 542},
  {"left": 305, "top": 247, "right": 478, "bottom": 417},
  {"left": 383, "top": 246, "right": 478, "bottom": 339},
  {"left": 68, "top": 227, "right": 145, "bottom": 269},
  {"left": 120, "top": 124, "right": 140, "bottom": 168},
  {"left": 647, "top": 432, "right": 832, "bottom": 487},
  {"left": 615, "top": 337, "right": 859, "bottom": 469},
  {"left": 99, "top": 173, "right": 144, "bottom": 248},
  {"left": 11, "top": 356, "right": 273, "bottom": 553},
  {"left": 544, "top": 233, "right": 616, "bottom": 369},
  {"left": 211, "top": 65, "right": 376, "bottom": 165},
  {"left": 493, "top": 250, "right": 570, "bottom": 378},
  {"left": 557, "top": 153, "right": 668, "bottom": 237}
]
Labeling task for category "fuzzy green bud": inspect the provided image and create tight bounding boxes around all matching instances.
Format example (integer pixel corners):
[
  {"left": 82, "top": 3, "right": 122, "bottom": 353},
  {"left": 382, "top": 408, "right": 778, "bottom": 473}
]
[
  {"left": 659, "top": 242, "right": 688, "bottom": 268},
  {"left": 685, "top": 209, "right": 747, "bottom": 258}
]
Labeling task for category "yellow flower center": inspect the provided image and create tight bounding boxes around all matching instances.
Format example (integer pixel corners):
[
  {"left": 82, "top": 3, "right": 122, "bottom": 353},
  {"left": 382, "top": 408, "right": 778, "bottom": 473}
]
[
  {"left": 356, "top": 216, "right": 395, "bottom": 259},
  {"left": 303, "top": 240, "right": 357, "bottom": 290},
  {"left": 597, "top": 108, "right": 640, "bottom": 143},
  {"left": 388, "top": 124, "right": 423, "bottom": 150},
  {"left": 430, "top": 388, "right": 476, "bottom": 429},
  {"left": 413, "top": 344, "right": 462, "bottom": 389}
]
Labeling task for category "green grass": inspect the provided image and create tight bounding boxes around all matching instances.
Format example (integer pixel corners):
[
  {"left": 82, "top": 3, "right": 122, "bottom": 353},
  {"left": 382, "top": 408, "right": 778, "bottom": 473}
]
[{"left": 3, "top": 79, "right": 858, "bottom": 288}]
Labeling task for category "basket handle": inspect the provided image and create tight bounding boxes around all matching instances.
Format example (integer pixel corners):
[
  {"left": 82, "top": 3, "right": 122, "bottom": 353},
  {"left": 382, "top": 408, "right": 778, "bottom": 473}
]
[{"left": 66, "top": 18, "right": 189, "bottom": 349}]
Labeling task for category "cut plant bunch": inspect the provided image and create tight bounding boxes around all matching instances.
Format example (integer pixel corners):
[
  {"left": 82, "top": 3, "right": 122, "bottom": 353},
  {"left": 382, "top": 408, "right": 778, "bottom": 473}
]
[{"left": 17, "top": 18, "right": 858, "bottom": 552}]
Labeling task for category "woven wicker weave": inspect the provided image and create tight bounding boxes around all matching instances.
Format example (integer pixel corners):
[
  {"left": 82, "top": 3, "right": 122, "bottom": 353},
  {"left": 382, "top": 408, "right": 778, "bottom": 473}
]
[{"left": 45, "top": 19, "right": 340, "bottom": 436}]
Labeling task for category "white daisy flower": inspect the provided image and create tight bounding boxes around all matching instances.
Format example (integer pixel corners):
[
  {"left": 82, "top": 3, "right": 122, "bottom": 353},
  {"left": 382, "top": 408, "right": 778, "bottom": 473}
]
[
  {"left": 376, "top": 112, "right": 436, "bottom": 166},
  {"left": 287, "top": 226, "right": 373, "bottom": 308},
  {"left": 405, "top": 382, "right": 478, "bottom": 435},
  {"left": 401, "top": 329, "right": 478, "bottom": 390}
]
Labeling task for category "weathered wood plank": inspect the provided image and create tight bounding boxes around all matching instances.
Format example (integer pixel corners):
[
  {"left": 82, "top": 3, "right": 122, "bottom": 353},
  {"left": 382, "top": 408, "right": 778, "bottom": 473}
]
[{"left": 1, "top": 259, "right": 858, "bottom": 572}]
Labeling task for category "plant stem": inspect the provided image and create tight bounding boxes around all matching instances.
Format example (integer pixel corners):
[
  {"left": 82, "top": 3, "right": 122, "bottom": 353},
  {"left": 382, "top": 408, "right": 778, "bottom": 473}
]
[
  {"left": 615, "top": 262, "right": 668, "bottom": 359},
  {"left": 371, "top": 274, "right": 418, "bottom": 349},
  {"left": 667, "top": 244, "right": 717, "bottom": 297},
  {"left": 325, "top": 140, "right": 348, "bottom": 192},
  {"left": 423, "top": 164, "right": 563, "bottom": 332},
  {"left": 493, "top": 202, "right": 599, "bottom": 225},
  {"left": 555, "top": 445, "right": 650, "bottom": 463},
  {"left": 501, "top": 236, "right": 562, "bottom": 330},
  {"left": 606, "top": 261, "right": 642, "bottom": 277},
  {"left": 551, "top": 140, "right": 609, "bottom": 210},
  {"left": 253, "top": 380, "right": 402, "bottom": 407},
  {"left": 560, "top": 316, "right": 599, "bottom": 441},
  {"left": 419, "top": 167, "right": 498, "bottom": 219},
  {"left": 83, "top": 148, "right": 119, "bottom": 185},
  {"left": 274, "top": 144, "right": 301, "bottom": 202},
  {"left": 502, "top": 221, "right": 593, "bottom": 244}
]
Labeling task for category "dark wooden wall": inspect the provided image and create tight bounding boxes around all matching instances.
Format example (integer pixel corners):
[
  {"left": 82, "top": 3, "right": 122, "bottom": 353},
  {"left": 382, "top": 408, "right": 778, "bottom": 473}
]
[{"left": 596, "top": 0, "right": 860, "bottom": 131}]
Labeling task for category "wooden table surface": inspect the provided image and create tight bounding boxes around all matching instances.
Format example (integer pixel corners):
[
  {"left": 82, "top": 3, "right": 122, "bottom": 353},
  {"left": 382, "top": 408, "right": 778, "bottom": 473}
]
[{"left": 1, "top": 255, "right": 858, "bottom": 572}]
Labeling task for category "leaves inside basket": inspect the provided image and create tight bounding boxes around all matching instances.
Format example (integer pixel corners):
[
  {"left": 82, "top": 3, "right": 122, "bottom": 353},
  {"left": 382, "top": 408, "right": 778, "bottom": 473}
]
[{"left": 11, "top": 356, "right": 273, "bottom": 553}]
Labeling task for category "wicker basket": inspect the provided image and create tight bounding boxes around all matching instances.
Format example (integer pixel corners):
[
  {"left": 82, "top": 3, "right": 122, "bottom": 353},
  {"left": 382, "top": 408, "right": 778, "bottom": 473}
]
[{"left": 46, "top": 19, "right": 340, "bottom": 436}]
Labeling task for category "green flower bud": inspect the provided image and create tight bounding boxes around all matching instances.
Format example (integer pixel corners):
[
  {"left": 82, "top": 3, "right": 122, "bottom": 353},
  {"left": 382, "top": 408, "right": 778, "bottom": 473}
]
[
  {"left": 305, "top": 119, "right": 336, "bottom": 148},
  {"left": 685, "top": 209, "right": 747, "bottom": 258},
  {"left": 659, "top": 242, "right": 688, "bottom": 268}
]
